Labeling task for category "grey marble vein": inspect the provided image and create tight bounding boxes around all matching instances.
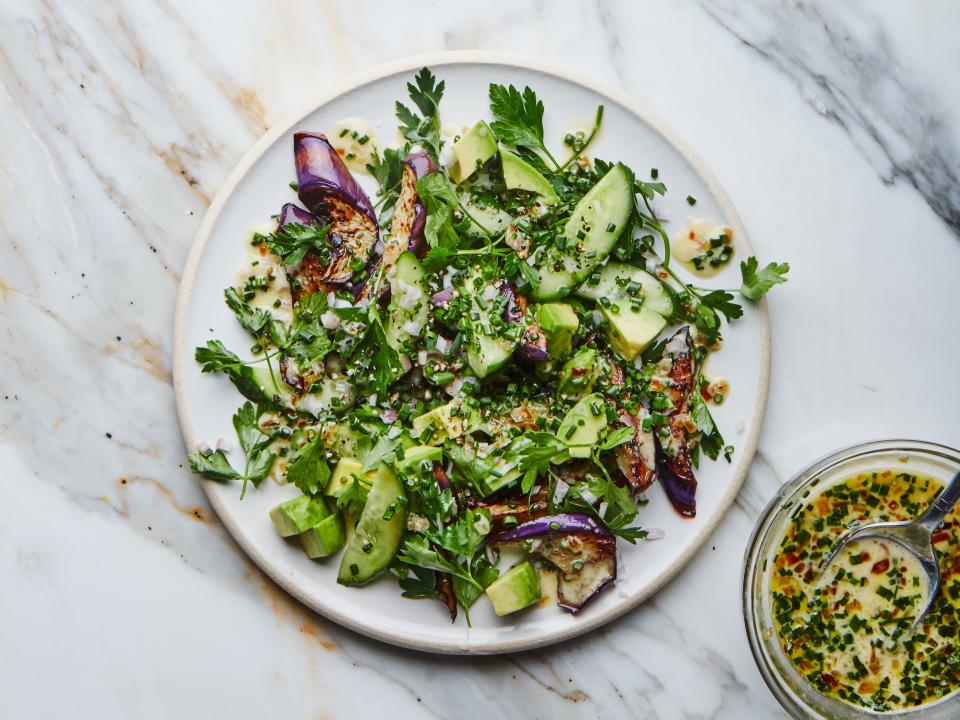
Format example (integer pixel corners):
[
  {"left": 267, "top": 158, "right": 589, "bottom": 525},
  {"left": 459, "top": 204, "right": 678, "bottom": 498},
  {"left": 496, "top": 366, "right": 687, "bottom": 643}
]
[{"left": 701, "top": 0, "right": 960, "bottom": 236}]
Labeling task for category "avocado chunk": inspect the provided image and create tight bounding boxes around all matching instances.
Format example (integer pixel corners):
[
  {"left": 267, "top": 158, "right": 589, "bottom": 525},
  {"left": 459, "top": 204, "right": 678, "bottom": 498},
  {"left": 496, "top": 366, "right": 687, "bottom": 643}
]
[
  {"left": 486, "top": 560, "right": 541, "bottom": 615},
  {"left": 298, "top": 512, "right": 346, "bottom": 558},
  {"left": 556, "top": 393, "right": 608, "bottom": 458},
  {"left": 412, "top": 400, "right": 480, "bottom": 445},
  {"left": 576, "top": 262, "right": 673, "bottom": 317},
  {"left": 558, "top": 347, "right": 599, "bottom": 399},
  {"left": 535, "top": 303, "right": 579, "bottom": 360},
  {"left": 532, "top": 163, "right": 634, "bottom": 300},
  {"left": 450, "top": 121, "right": 498, "bottom": 183},
  {"left": 602, "top": 305, "right": 666, "bottom": 361},
  {"left": 269, "top": 495, "right": 332, "bottom": 537},
  {"left": 396, "top": 444, "right": 443, "bottom": 471},
  {"left": 501, "top": 150, "right": 559, "bottom": 204},
  {"left": 337, "top": 465, "right": 406, "bottom": 586},
  {"left": 324, "top": 457, "right": 372, "bottom": 498}
]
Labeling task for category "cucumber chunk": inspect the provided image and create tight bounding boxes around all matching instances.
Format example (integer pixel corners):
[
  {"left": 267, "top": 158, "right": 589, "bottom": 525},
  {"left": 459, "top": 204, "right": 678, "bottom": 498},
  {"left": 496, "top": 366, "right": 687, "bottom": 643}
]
[
  {"left": 337, "top": 465, "right": 407, "bottom": 586},
  {"left": 576, "top": 262, "right": 673, "bottom": 317},
  {"left": 486, "top": 561, "right": 541, "bottom": 615},
  {"left": 384, "top": 252, "right": 428, "bottom": 354},
  {"left": 467, "top": 333, "right": 514, "bottom": 379},
  {"left": 532, "top": 163, "right": 634, "bottom": 301}
]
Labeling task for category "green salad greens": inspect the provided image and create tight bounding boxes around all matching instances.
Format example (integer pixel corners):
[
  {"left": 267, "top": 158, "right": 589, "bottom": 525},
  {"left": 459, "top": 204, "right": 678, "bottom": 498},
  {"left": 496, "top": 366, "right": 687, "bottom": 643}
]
[{"left": 189, "top": 67, "right": 788, "bottom": 622}]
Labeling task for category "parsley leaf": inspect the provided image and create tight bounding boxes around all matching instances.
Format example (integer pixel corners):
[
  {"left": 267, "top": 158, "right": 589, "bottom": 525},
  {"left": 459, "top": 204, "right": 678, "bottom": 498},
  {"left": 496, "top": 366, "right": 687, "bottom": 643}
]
[
  {"left": 189, "top": 402, "right": 276, "bottom": 497},
  {"left": 233, "top": 401, "right": 276, "bottom": 498},
  {"left": 396, "top": 68, "right": 445, "bottom": 162},
  {"left": 266, "top": 222, "right": 332, "bottom": 267},
  {"left": 286, "top": 433, "right": 331, "bottom": 496},
  {"left": 361, "top": 432, "right": 405, "bottom": 472},
  {"left": 398, "top": 565, "right": 439, "bottom": 599},
  {"left": 369, "top": 316, "right": 405, "bottom": 398},
  {"left": 416, "top": 172, "right": 462, "bottom": 256},
  {"left": 488, "top": 83, "right": 558, "bottom": 169},
  {"left": 335, "top": 476, "right": 370, "bottom": 516},
  {"left": 635, "top": 179, "right": 667, "bottom": 200},
  {"left": 693, "top": 290, "right": 743, "bottom": 345},
  {"left": 597, "top": 426, "right": 634, "bottom": 451},
  {"left": 188, "top": 448, "right": 240, "bottom": 481},
  {"left": 366, "top": 144, "right": 408, "bottom": 196},
  {"left": 691, "top": 393, "right": 724, "bottom": 463},
  {"left": 739, "top": 256, "right": 790, "bottom": 300},
  {"left": 195, "top": 340, "right": 276, "bottom": 405},
  {"left": 285, "top": 292, "right": 333, "bottom": 365},
  {"left": 224, "top": 288, "right": 272, "bottom": 336},
  {"left": 700, "top": 289, "right": 743, "bottom": 323}
]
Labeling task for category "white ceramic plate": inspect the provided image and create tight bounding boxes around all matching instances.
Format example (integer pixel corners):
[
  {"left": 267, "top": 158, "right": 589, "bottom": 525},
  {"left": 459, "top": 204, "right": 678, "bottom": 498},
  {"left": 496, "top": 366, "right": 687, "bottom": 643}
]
[{"left": 174, "top": 52, "right": 769, "bottom": 654}]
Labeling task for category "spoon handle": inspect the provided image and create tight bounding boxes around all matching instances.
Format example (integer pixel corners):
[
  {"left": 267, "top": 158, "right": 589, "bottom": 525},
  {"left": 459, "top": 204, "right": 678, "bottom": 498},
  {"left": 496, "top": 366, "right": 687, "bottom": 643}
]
[{"left": 918, "top": 469, "right": 960, "bottom": 532}]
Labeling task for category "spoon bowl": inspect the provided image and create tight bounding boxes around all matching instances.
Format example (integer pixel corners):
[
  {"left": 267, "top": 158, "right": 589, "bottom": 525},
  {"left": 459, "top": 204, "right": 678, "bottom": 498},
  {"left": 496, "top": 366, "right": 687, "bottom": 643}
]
[{"left": 819, "top": 468, "right": 960, "bottom": 625}]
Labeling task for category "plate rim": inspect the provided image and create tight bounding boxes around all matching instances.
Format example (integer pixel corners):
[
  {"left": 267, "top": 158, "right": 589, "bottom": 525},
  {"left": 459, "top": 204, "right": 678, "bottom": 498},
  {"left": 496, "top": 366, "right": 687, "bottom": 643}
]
[{"left": 173, "top": 50, "right": 771, "bottom": 655}]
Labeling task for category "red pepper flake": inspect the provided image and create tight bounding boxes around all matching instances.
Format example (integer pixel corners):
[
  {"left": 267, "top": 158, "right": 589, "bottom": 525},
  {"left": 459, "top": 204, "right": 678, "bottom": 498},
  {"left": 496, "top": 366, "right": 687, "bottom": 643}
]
[
  {"left": 933, "top": 530, "right": 950, "bottom": 544},
  {"left": 871, "top": 559, "right": 890, "bottom": 574},
  {"left": 783, "top": 552, "right": 801, "bottom": 565},
  {"left": 822, "top": 673, "right": 838, "bottom": 688}
]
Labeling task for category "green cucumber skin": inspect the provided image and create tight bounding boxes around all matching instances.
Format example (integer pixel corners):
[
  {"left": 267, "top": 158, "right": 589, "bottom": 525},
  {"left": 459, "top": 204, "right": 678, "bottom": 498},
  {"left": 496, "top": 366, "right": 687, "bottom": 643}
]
[
  {"left": 532, "top": 163, "right": 634, "bottom": 301},
  {"left": 336, "top": 466, "right": 407, "bottom": 586},
  {"left": 385, "top": 252, "right": 428, "bottom": 351},
  {"left": 576, "top": 263, "right": 673, "bottom": 317}
]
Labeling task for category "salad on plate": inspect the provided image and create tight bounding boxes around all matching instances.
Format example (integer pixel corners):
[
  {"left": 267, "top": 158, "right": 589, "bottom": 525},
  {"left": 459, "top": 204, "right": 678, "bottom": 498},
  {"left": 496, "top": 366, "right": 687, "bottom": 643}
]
[{"left": 188, "top": 68, "right": 788, "bottom": 622}]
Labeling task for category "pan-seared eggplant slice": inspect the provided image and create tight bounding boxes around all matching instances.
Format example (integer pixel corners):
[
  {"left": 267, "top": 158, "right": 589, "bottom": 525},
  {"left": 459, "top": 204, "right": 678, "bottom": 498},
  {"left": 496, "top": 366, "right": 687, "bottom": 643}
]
[
  {"left": 502, "top": 284, "right": 549, "bottom": 362},
  {"left": 291, "top": 132, "right": 379, "bottom": 294},
  {"left": 355, "top": 151, "right": 437, "bottom": 301},
  {"left": 654, "top": 327, "right": 698, "bottom": 517},
  {"left": 472, "top": 487, "right": 549, "bottom": 532},
  {"left": 387, "top": 150, "right": 435, "bottom": 260},
  {"left": 604, "top": 360, "right": 656, "bottom": 493},
  {"left": 491, "top": 513, "right": 617, "bottom": 612},
  {"left": 612, "top": 412, "right": 657, "bottom": 493}
]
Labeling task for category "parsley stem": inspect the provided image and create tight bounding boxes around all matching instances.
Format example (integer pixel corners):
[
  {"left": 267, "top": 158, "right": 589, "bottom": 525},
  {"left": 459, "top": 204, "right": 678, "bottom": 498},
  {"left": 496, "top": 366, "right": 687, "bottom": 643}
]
[
  {"left": 260, "top": 332, "right": 282, "bottom": 400},
  {"left": 557, "top": 104, "right": 604, "bottom": 173},
  {"left": 541, "top": 145, "right": 562, "bottom": 172},
  {"left": 373, "top": 185, "right": 400, "bottom": 210}
]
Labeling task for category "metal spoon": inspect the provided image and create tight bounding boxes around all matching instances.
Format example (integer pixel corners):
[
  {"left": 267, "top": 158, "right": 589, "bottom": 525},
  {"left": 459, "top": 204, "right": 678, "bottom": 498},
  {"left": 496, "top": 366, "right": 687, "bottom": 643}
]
[{"left": 820, "top": 469, "right": 960, "bottom": 626}]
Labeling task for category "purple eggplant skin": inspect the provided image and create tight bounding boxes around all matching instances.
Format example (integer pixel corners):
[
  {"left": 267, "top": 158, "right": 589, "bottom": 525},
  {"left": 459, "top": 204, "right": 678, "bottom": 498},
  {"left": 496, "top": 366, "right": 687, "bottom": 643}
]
[
  {"left": 294, "top": 132, "right": 376, "bottom": 222},
  {"left": 501, "top": 284, "right": 549, "bottom": 362},
  {"left": 389, "top": 149, "right": 436, "bottom": 257},
  {"left": 491, "top": 513, "right": 617, "bottom": 613},
  {"left": 354, "top": 150, "right": 437, "bottom": 301},
  {"left": 291, "top": 132, "right": 379, "bottom": 295},
  {"left": 654, "top": 327, "right": 698, "bottom": 518},
  {"left": 277, "top": 202, "right": 315, "bottom": 229}
]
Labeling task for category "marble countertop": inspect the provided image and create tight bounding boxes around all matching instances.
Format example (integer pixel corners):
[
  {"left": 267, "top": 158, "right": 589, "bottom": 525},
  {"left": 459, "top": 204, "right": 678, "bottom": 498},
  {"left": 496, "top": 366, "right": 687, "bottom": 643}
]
[{"left": 2, "top": 1, "right": 958, "bottom": 718}]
